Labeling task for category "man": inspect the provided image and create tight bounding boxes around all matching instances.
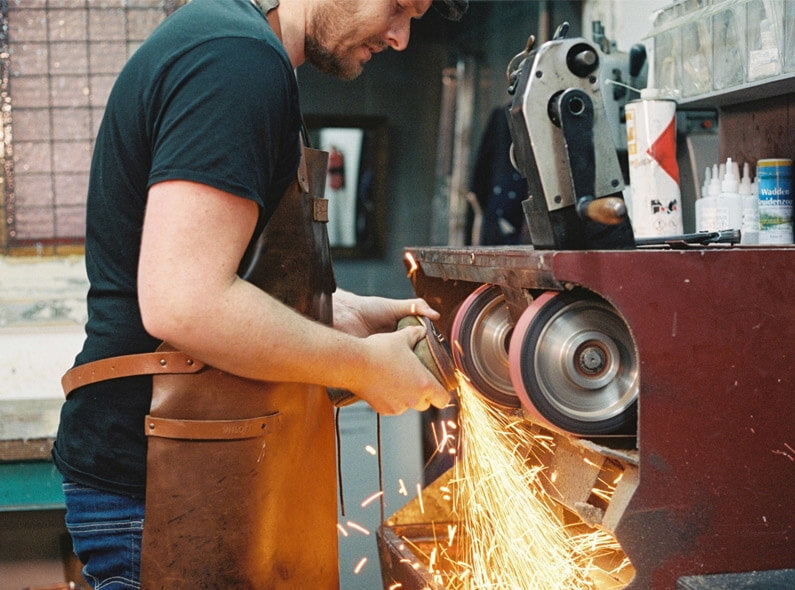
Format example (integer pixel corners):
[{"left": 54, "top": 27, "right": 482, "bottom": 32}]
[{"left": 53, "top": 0, "right": 466, "bottom": 587}]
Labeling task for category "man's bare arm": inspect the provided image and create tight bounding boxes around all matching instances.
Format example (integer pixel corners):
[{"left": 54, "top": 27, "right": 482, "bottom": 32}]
[{"left": 138, "top": 180, "right": 449, "bottom": 414}]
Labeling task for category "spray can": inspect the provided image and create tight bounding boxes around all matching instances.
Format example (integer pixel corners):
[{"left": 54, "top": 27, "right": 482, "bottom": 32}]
[
  {"left": 757, "top": 159, "right": 792, "bottom": 244},
  {"left": 625, "top": 89, "right": 684, "bottom": 238}
]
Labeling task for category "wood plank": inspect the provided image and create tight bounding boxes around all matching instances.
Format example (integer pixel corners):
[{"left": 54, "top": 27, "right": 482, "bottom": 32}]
[
  {"left": 0, "top": 438, "right": 54, "bottom": 461},
  {"left": 718, "top": 93, "right": 794, "bottom": 168}
]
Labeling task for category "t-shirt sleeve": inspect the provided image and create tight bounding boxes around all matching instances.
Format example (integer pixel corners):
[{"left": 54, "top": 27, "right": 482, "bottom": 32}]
[{"left": 147, "top": 36, "right": 300, "bottom": 209}]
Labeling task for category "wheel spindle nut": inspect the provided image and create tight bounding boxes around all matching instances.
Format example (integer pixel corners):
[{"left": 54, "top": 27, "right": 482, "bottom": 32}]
[{"left": 578, "top": 343, "right": 606, "bottom": 376}]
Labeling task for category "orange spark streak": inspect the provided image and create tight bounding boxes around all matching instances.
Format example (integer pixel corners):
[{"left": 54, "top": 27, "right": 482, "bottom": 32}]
[
  {"left": 435, "top": 421, "right": 455, "bottom": 454},
  {"left": 346, "top": 520, "right": 370, "bottom": 536},
  {"left": 365, "top": 444, "right": 377, "bottom": 455},
  {"left": 336, "top": 523, "right": 348, "bottom": 537},
  {"left": 405, "top": 252, "right": 418, "bottom": 276},
  {"left": 447, "top": 420, "right": 458, "bottom": 429},
  {"left": 590, "top": 487, "right": 613, "bottom": 501},
  {"left": 430, "top": 421, "right": 439, "bottom": 448},
  {"left": 388, "top": 584, "right": 403, "bottom": 590},
  {"left": 583, "top": 457, "right": 601, "bottom": 468},
  {"left": 416, "top": 483, "right": 425, "bottom": 514},
  {"left": 447, "top": 524, "right": 457, "bottom": 547},
  {"left": 613, "top": 472, "right": 624, "bottom": 485},
  {"left": 354, "top": 557, "right": 367, "bottom": 574},
  {"left": 361, "top": 490, "right": 384, "bottom": 507},
  {"left": 398, "top": 478, "right": 408, "bottom": 496},
  {"left": 410, "top": 302, "right": 417, "bottom": 315}
]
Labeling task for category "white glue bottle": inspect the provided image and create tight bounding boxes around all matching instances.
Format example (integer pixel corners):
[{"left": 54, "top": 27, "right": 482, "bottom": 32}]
[
  {"left": 717, "top": 157, "right": 743, "bottom": 231},
  {"left": 701, "top": 166, "right": 712, "bottom": 199},
  {"left": 739, "top": 162, "right": 759, "bottom": 244},
  {"left": 696, "top": 163, "right": 721, "bottom": 231}
]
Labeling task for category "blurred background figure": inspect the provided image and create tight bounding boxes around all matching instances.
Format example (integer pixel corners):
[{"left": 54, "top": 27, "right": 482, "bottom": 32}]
[{"left": 467, "top": 105, "right": 529, "bottom": 245}]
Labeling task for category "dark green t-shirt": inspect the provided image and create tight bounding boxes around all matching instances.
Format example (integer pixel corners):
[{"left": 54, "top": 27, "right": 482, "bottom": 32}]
[{"left": 53, "top": 0, "right": 301, "bottom": 497}]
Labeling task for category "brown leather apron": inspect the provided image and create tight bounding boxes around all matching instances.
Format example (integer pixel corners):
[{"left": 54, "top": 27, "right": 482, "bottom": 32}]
[{"left": 62, "top": 145, "right": 341, "bottom": 589}]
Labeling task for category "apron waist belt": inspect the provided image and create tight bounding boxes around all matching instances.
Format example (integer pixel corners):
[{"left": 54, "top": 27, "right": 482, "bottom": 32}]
[
  {"left": 61, "top": 352, "right": 205, "bottom": 397},
  {"left": 62, "top": 353, "right": 282, "bottom": 441}
]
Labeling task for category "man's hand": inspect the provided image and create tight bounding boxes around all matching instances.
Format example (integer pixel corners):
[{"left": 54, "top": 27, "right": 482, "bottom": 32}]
[
  {"left": 351, "top": 324, "right": 451, "bottom": 415},
  {"left": 333, "top": 289, "right": 439, "bottom": 337}
]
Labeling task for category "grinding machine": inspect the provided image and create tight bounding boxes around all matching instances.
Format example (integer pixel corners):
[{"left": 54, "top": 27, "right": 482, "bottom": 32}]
[{"left": 377, "top": 26, "right": 794, "bottom": 589}]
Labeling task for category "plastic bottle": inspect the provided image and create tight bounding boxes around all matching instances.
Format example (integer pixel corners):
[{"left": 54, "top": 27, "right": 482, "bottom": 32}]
[
  {"left": 739, "top": 162, "right": 759, "bottom": 244},
  {"left": 717, "top": 157, "right": 743, "bottom": 231},
  {"left": 701, "top": 166, "right": 712, "bottom": 200},
  {"left": 696, "top": 163, "right": 721, "bottom": 231}
]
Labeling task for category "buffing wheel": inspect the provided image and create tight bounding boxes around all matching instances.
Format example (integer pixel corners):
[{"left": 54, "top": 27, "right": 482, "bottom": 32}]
[
  {"left": 451, "top": 284, "right": 520, "bottom": 408},
  {"left": 508, "top": 290, "right": 639, "bottom": 435}
]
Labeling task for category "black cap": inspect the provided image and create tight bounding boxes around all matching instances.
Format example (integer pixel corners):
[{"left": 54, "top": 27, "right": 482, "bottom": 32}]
[{"left": 433, "top": 0, "right": 468, "bottom": 21}]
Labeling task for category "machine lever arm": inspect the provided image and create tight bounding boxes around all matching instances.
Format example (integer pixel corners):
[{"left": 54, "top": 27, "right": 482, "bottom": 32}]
[{"left": 554, "top": 88, "right": 627, "bottom": 226}]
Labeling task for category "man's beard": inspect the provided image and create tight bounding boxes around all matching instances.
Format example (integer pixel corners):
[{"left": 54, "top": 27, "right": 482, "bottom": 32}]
[
  {"left": 305, "top": 0, "right": 367, "bottom": 80},
  {"left": 305, "top": 36, "right": 363, "bottom": 81}
]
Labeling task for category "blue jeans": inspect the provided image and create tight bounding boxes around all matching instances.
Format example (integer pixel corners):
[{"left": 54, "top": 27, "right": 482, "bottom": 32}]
[{"left": 63, "top": 480, "right": 145, "bottom": 590}]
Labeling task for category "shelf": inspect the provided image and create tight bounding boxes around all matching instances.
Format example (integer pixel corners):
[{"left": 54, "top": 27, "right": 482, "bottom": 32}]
[{"left": 677, "top": 72, "right": 795, "bottom": 109}]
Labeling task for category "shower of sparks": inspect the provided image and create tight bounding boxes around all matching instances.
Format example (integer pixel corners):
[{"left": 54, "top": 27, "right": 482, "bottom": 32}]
[{"left": 444, "top": 377, "right": 628, "bottom": 589}]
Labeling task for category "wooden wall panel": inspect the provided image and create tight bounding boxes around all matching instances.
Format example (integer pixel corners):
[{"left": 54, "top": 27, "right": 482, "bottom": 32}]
[{"left": 718, "top": 93, "right": 794, "bottom": 170}]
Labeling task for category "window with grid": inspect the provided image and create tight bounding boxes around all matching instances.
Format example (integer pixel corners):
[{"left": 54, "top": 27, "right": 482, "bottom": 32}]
[{"left": 1, "top": 1, "right": 183, "bottom": 255}]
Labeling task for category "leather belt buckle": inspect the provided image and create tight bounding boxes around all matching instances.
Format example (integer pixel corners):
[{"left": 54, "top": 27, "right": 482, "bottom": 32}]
[{"left": 313, "top": 198, "right": 329, "bottom": 222}]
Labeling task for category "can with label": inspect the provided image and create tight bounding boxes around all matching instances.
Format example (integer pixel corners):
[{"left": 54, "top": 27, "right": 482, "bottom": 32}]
[
  {"left": 757, "top": 158, "right": 792, "bottom": 244},
  {"left": 625, "top": 90, "right": 684, "bottom": 238}
]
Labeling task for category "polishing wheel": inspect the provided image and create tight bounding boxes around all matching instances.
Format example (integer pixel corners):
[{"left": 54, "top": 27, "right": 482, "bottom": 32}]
[
  {"left": 508, "top": 290, "right": 639, "bottom": 435},
  {"left": 451, "top": 284, "right": 520, "bottom": 408}
]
